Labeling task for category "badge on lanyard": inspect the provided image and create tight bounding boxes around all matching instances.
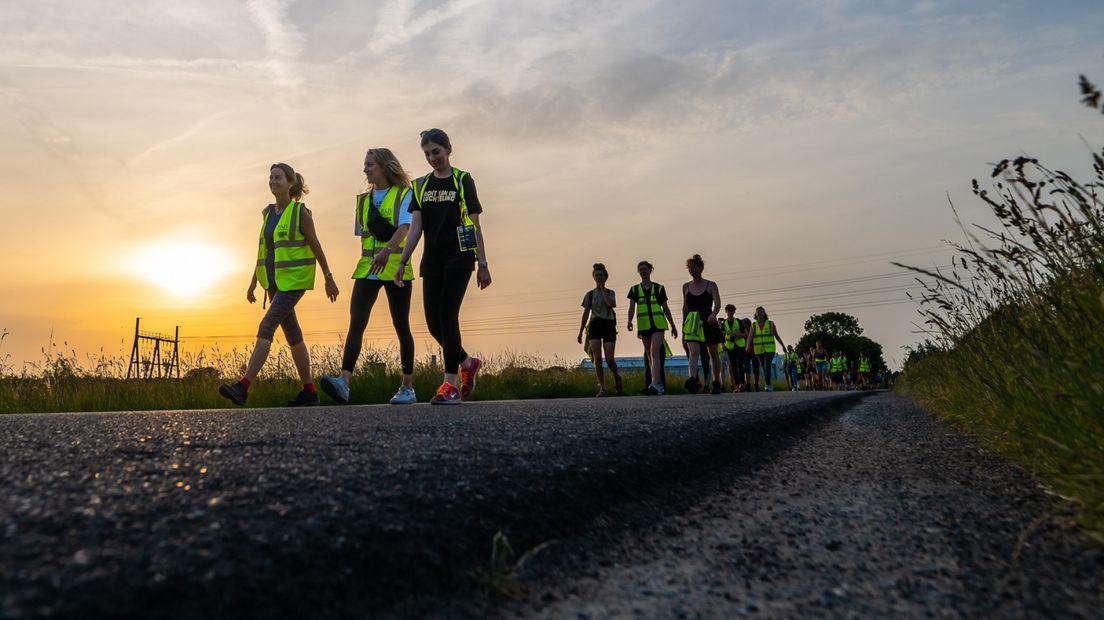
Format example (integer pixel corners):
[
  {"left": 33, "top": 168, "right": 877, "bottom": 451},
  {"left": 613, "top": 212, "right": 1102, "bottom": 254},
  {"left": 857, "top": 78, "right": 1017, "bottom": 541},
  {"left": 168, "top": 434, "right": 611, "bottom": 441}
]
[{"left": 456, "top": 224, "right": 477, "bottom": 252}]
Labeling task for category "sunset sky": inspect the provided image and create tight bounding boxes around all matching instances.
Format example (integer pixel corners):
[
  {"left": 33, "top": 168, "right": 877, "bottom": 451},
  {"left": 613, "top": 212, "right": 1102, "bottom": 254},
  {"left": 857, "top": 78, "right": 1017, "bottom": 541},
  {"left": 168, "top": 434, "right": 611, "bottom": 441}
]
[{"left": 2, "top": 0, "right": 1102, "bottom": 374}]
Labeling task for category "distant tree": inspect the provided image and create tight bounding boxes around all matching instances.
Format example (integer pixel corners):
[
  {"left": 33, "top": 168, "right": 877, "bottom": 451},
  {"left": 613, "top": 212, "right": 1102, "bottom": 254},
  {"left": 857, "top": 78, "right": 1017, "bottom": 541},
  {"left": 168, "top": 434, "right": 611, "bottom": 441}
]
[
  {"left": 795, "top": 312, "right": 886, "bottom": 372},
  {"left": 803, "top": 312, "right": 862, "bottom": 339}
]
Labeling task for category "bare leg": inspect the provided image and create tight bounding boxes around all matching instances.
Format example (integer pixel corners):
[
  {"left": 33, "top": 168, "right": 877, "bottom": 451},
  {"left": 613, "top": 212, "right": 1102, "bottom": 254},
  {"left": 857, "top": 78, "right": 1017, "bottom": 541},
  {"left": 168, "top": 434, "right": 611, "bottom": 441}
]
[
  {"left": 687, "top": 342, "right": 701, "bottom": 381},
  {"left": 603, "top": 341, "right": 621, "bottom": 392},
  {"left": 244, "top": 338, "right": 273, "bottom": 382},
  {"left": 290, "top": 341, "right": 311, "bottom": 384},
  {"left": 590, "top": 340, "right": 605, "bottom": 389},
  {"left": 649, "top": 333, "right": 665, "bottom": 385},
  {"left": 708, "top": 346, "right": 722, "bottom": 386}
]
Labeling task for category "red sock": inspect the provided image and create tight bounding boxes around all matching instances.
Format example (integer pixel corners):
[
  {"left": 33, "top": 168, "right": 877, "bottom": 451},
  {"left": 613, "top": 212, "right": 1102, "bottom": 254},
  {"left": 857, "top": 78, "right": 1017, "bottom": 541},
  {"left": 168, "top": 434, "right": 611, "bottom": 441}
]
[
  {"left": 239, "top": 377, "right": 252, "bottom": 390},
  {"left": 303, "top": 383, "right": 316, "bottom": 394}
]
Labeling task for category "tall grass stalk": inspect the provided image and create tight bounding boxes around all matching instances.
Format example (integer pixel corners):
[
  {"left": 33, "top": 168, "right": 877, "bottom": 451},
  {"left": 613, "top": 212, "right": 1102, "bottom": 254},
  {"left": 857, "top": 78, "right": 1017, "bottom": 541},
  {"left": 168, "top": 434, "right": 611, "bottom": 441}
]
[{"left": 896, "top": 129, "right": 1104, "bottom": 536}]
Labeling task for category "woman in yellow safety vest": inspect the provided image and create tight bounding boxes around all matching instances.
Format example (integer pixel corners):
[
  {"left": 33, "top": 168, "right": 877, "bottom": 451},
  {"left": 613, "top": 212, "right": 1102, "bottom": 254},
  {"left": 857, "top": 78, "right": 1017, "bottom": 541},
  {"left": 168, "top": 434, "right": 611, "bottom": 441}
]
[
  {"left": 578, "top": 263, "right": 623, "bottom": 397},
  {"left": 745, "top": 306, "right": 786, "bottom": 392},
  {"left": 681, "top": 254, "right": 723, "bottom": 394},
  {"left": 720, "top": 304, "right": 746, "bottom": 392},
  {"left": 218, "top": 163, "right": 340, "bottom": 407},
  {"left": 627, "top": 260, "right": 677, "bottom": 395},
  {"left": 320, "top": 148, "right": 417, "bottom": 406},
  {"left": 783, "top": 345, "right": 800, "bottom": 391},
  {"left": 395, "top": 129, "right": 491, "bottom": 405}
]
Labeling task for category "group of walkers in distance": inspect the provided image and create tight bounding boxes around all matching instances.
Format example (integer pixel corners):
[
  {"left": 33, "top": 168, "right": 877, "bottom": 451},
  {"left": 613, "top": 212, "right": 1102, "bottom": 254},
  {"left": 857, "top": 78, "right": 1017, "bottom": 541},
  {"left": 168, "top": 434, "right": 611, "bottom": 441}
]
[
  {"left": 218, "top": 128, "right": 490, "bottom": 407},
  {"left": 578, "top": 255, "right": 882, "bottom": 397}
]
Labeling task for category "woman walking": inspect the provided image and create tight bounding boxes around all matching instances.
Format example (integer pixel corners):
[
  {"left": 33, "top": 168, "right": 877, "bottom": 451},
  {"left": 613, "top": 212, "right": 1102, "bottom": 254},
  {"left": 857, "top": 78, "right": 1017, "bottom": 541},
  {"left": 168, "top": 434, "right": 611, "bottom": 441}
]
[
  {"left": 721, "top": 304, "right": 746, "bottom": 392},
  {"left": 578, "top": 263, "right": 623, "bottom": 396},
  {"left": 681, "top": 254, "right": 723, "bottom": 394},
  {"left": 320, "top": 148, "right": 417, "bottom": 405},
  {"left": 746, "top": 306, "right": 786, "bottom": 392},
  {"left": 394, "top": 129, "right": 490, "bottom": 405},
  {"left": 627, "top": 260, "right": 677, "bottom": 395},
  {"left": 218, "top": 163, "right": 340, "bottom": 407}
]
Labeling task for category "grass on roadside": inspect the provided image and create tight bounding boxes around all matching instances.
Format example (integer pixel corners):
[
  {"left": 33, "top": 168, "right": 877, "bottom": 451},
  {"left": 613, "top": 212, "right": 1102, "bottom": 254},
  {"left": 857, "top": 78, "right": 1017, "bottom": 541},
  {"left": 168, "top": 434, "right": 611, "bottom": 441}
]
[{"left": 896, "top": 127, "right": 1104, "bottom": 538}]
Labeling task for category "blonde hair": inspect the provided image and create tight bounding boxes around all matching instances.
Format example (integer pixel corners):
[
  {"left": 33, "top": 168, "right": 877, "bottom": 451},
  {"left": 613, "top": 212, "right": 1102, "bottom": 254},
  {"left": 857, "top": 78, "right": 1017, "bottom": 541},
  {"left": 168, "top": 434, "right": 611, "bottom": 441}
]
[{"left": 365, "top": 148, "right": 411, "bottom": 190}]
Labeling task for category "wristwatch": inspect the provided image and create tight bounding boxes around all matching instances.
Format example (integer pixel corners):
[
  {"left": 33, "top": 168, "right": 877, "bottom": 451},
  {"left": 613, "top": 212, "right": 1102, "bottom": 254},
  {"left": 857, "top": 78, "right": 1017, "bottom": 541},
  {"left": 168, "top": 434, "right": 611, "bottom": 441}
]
[{"left": 478, "top": 260, "right": 489, "bottom": 268}]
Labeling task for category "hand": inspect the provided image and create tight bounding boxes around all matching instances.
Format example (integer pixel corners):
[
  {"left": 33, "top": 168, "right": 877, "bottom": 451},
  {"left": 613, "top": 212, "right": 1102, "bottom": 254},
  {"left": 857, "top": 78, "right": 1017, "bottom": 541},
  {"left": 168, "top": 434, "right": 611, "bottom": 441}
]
[
  {"left": 671, "top": 327, "right": 678, "bottom": 338},
  {"left": 324, "top": 275, "right": 339, "bottom": 302},
  {"left": 577, "top": 332, "right": 583, "bottom": 345},
  {"left": 247, "top": 286, "right": 257, "bottom": 304},
  {"left": 627, "top": 322, "right": 634, "bottom": 332},
  {"left": 393, "top": 263, "right": 406, "bottom": 287},
  {"left": 477, "top": 264, "right": 492, "bottom": 290},
  {"left": 369, "top": 248, "right": 390, "bottom": 275}
]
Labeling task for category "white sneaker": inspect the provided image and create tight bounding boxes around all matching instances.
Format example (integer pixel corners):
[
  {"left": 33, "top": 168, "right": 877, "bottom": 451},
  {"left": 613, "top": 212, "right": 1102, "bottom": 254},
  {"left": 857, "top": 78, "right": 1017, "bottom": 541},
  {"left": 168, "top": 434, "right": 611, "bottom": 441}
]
[{"left": 389, "top": 385, "right": 417, "bottom": 405}]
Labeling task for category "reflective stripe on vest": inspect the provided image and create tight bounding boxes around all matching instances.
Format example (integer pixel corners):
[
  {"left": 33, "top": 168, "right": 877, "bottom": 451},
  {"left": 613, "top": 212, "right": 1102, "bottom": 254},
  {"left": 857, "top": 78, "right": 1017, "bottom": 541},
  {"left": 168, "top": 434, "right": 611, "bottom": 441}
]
[
  {"left": 256, "top": 201, "right": 316, "bottom": 292},
  {"left": 631, "top": 283, "right": 668, "bottom": 331},
  {"left": 352, "top": 187, "right": 413, "bottom": 281},
  {"left": 752, "top": 320, "right": 775, "bottom": 354},
  {"left": 683, "top": 312, "right": 704, "bottom": 343},
  {"left": 413, "top": 167, "right": 479, "bottom": 258},
  {"left": 859, "top": 357, "right": 871, "bottom": 372}
]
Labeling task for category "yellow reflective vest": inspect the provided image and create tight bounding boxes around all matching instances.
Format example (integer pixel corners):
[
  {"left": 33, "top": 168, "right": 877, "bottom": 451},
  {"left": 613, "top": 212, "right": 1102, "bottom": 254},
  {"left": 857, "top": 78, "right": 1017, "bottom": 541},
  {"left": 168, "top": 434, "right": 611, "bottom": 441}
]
[
  {"left": 352, "top": 187, "right": 414, "bottom": 281},
  {"left": 629, "top": 283, "right": 668, "bottom": 331},
  {"left": 256, "top": 201, "right": 316, "bottom": 292},
  {"left": 752, "top": 320, "right": 776, "bottom": 355},
  {"left": 721, "top": 318, "right": 744, "bottom": 351}
]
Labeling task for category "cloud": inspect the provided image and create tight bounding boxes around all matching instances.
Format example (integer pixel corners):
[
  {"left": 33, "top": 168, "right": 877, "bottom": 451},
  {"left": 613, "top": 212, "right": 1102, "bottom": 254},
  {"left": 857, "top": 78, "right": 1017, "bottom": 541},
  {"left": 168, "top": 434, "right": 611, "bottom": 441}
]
[
  {"left": 128, "top": 109, "right": 236, "bottom": 166},
  {"left": 246, "top": 0, "right": 306, "bottom": 88}
]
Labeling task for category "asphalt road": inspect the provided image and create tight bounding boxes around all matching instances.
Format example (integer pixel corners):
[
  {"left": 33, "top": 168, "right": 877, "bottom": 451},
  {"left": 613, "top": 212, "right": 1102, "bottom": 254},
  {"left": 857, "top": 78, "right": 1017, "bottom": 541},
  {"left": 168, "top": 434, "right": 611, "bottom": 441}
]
[{"left": 1, "top": 392, "right": 1100, "bottom": 618}]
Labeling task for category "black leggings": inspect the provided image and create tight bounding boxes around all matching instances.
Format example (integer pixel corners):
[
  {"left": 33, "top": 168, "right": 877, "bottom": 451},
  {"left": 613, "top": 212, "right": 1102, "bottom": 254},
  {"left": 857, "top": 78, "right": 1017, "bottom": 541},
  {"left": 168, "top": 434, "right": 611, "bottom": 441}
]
[
  {"left": 422, "top": 259, "right": 473, "bottom": 374},
  {"left": 342, "top": 279, "right": 414, "bottom": 375}
]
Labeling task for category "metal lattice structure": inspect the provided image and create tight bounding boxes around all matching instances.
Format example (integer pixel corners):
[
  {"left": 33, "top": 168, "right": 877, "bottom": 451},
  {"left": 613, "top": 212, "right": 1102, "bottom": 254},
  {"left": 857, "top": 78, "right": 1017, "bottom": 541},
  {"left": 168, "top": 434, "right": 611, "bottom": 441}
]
[{"left": 126, "top": 318, "right": 180, "bottom": 379}]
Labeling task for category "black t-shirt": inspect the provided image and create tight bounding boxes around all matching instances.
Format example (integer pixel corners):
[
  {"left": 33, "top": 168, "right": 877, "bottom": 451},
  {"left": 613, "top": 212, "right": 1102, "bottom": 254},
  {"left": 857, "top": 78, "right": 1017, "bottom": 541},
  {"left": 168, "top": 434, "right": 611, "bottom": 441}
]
[{"left": 410, "top": 171, "right": 483, "bottom": 267}]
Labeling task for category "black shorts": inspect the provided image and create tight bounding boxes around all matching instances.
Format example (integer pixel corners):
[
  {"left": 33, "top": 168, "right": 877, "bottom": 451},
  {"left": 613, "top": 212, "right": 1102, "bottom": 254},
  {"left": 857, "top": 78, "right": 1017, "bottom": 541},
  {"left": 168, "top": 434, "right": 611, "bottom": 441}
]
[
  {"left": 638, "top": 327, "right": 666, "bottom": 338},
  {"left": 703, "top": 321, "right": 724, "bottom": 346},
  {"left": 587, "top": 317, "right": 617, "bottom": 343}
]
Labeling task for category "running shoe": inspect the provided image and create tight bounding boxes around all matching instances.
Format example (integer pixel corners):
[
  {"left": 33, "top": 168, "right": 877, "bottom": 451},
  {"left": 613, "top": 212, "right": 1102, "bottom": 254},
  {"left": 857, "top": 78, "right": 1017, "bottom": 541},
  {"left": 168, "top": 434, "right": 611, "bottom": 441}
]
[
  {"left": 711, "top": 383, "right": 722, "bottom": 395},
  {"left": 218, "top": 381, "right": 248, "bottom": 406},
  {"left": 430, "top": 382, "right": 462, "bottom": 405},
  {"left": 320, "top": 375, "right": 349, "bottom": 404},
  {"left": 287, "top": 389, "right": 320, "bottom": 407},
  {"left": 646, "top": 382, "right": 665, "bottom": 396},
  {"left": 390, "top": 385, "right": 417, "bottom": 405},
  {"left": 765, "top": 384, "right": 774, "bottom": 392},
  {"left": 596, "top": 389, "right": 608, "bottom": 397},
  {"left": 684, "top": 377, "right": 700, "bottom": 394},
  {"left": 459, "top": 357, "right": 482, "bottom": 400}
]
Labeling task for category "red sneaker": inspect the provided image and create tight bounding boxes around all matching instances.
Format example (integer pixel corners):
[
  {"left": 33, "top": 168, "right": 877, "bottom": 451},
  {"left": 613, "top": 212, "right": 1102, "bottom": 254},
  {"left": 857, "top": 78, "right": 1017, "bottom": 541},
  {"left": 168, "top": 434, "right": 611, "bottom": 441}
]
[
  {"left": 430, "top": 382, "right": 461, "bottom": 405},
  {"left": 459, "top": 357, "right": 482, "bottom": 400}
]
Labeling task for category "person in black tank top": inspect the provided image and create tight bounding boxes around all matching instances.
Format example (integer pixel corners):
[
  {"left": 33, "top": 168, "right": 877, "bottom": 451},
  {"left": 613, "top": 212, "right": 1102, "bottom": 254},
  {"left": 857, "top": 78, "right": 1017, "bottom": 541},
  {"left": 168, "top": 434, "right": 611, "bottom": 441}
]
[{"left": 681, "top": 254, "right": 724, "bottom": 394}]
